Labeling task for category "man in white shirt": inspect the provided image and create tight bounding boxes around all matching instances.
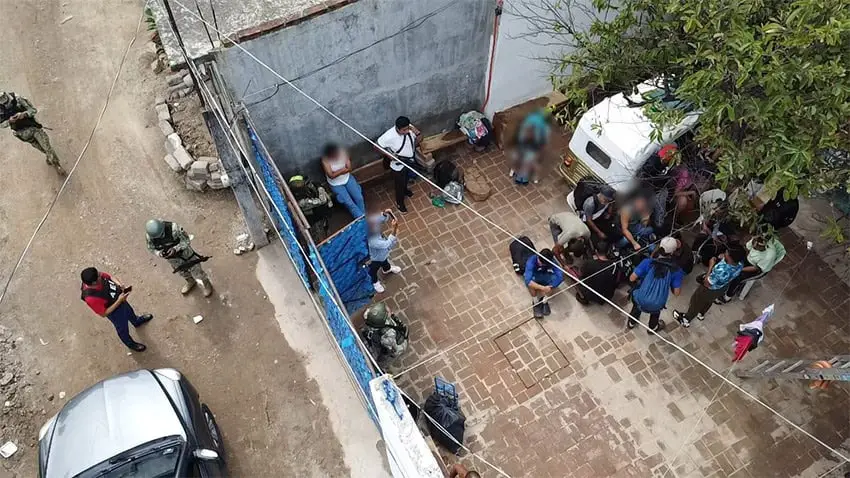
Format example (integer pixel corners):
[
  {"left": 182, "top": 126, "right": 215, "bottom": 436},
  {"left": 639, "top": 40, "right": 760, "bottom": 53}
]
[{"left": 377, "top": 116, "right": 420, "bottom": 213}]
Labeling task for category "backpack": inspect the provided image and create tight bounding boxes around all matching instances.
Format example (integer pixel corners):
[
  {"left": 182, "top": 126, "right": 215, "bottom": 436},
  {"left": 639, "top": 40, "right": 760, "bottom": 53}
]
[
  {"left": 632, "top": 260, "right": 676, "bottom": 313},
  {"left": 510, "top": 236, "right": 536, "bottom": 274},
  {"left": 574, "top": 176, "right": 605, "bottom": 217}
]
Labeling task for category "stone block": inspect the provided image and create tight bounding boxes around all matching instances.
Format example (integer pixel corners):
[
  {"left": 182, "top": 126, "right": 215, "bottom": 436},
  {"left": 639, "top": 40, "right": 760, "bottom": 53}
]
[
  {"left": 163, "top": 153, "right": 181, "bottom": 172},
  {"left": 166, "top": 71, "right": 185, "bottom": 86},
  {"left": 208, "top": 161, "right": 221, "bottom": 172},
  {"left": 179, "top": 87, "right": 194, "bottom": 98},
  {"left": 185, "top": 176, "right": 208, "bottom": 192},
  {"left": 165, "top": 133, "right": 181, "bottom": 154},
  {"left": 207, "top": 171, "right": 230, "bottom": 189},
  {"left": 158, "top": 120, "right": 174, "bottom": 137},
  {"left": 188, "top": 160, "right": 210, "bottom": 180},
  {"left": 182, "top": 74, "right": 194, "bottom": 88},
  {"left": 155, "top": 103, "right": 170, "bottom": 122},
  {"left": 154, "top": 95, "right": 166, "bottom": 106},
  {"left": 173, "top": 146, "right": 194, "bottom": 171},
  {"left": 150, "top": 59, "right": 164, "bottom": 74}
]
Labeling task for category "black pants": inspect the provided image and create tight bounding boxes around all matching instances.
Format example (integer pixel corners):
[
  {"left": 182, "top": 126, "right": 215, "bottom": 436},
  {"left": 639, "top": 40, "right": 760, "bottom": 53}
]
[
  {"left": 724, "top": 261, "right": 760, "bottom": 297},
  {"left": 629, "top": 301, "right": 661, "bottom": 330},
  {"left": 392, "top": 168, "right": 410, "bottom": 208},
  {"left": 369, "top": 260, "right": 391, "bottom": 283},
  {"left": 685, "top": 284, "right": 727, "bottom": 319},
  {"left": 107, "top": 302, "right": 145, "bottom": 348}
]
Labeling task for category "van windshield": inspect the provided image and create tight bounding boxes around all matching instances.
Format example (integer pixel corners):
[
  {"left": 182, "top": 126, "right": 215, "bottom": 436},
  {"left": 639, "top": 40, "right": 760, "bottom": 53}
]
[{"left": 77, "top": 437, "right": 183, "bottom": 478}]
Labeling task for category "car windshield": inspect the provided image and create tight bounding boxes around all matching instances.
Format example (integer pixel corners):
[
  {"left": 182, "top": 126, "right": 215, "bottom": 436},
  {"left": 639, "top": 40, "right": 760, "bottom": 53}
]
[{"left": 76, "top": 437, "right": 183, "bottom": 478}]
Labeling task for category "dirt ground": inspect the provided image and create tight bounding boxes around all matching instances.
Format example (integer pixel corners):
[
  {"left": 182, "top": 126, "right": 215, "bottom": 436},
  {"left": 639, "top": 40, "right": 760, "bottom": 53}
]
[{"left": 0, "top": 0, "right": 361, "bottom": 476}]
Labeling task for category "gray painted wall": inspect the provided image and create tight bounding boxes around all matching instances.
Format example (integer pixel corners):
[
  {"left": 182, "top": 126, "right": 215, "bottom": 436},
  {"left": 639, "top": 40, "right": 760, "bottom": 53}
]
[{"left": 216, "top": 0, "right": 492, "bottom": 177}]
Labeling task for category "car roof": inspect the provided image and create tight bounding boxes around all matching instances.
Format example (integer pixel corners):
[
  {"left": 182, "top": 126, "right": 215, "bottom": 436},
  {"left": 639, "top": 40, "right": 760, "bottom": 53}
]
[
  {"left": 576, "top": 81, "right": 700, "bottom": 171},
  {"left": 44, "top": 370, "right": 186, "bottom": 478}
]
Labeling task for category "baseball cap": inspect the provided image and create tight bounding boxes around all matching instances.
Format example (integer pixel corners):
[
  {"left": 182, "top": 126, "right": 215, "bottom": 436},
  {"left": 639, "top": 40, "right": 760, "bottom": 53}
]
[
  {"left": 659, "top": 236, "right": 678, "bottom": 254},
  {"left": 599, "top": 186, "right": 615, "bottom": 201}
]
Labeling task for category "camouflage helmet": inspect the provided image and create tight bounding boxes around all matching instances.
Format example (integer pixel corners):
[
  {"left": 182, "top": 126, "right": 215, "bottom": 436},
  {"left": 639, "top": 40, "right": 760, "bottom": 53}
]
[
  {"left": 145, "top": 219, "right": 165, "bottom": 238},
  {"left": 364, "top": 302, "right": 390, "bottom": 326},
  {"left": 0, "top": 92, "right": 10, "bottom": 107}
]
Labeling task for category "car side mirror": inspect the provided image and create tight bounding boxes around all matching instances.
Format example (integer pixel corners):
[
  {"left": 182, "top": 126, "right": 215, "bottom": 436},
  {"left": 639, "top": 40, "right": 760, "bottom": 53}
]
[{"left": 193, "top": 449, "right": 220, "bottom": 461}]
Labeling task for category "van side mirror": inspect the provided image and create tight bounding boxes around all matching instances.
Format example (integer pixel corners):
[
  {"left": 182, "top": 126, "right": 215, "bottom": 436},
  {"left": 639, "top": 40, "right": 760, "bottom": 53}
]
[{"left": 193, "top": 449, "right": 219, "bottom": 461}]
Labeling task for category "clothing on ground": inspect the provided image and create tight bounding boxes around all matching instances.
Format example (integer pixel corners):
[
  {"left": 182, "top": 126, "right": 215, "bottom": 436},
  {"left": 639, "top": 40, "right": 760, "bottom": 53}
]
[
  {"left": 548, "top": 211, "right": 590, "bottom": 245},
  {"left": 524, "top": 256, "right": 564, "bottom": 288},
  {"left": 579, "top": 258, "right": 618, "bottom": 303}
]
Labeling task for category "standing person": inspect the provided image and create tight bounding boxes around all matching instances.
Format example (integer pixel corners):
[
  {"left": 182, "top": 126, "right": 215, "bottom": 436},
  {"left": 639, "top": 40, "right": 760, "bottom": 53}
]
[
  {"left": 718, "top": 235, "right": 786, "bottom": 303},
  {"left": 575, "top": 241, "right": 620, "bottom": 305},
  {"left": 524, "top": 249, "right": 564, "bottom": 318},
  {"left": 321, "top": 143, "right": 365, "bottom": 219},
  {"left": 510, "top": 109, "right": 551, "bottom": 184},
  {"left": 145, "top": 219, "right": 213, "bottom": 297},
  {"left": 627, "top": 237, "right": 684, "bottom": 333},
  {"left": 0, "top": 91, "right": 65, "bottom": 175},
  {"left": 80, "top": 267, "right": 152, "bottom": 352},
  {"left": 377, "top": 116, "right": 420, "bottom": 213},
  {"left": 674, "top": 245, "right": 746, "bottom": 327},
  {"left": 368, "top": 210, "right": 402, "bottom": 293}
]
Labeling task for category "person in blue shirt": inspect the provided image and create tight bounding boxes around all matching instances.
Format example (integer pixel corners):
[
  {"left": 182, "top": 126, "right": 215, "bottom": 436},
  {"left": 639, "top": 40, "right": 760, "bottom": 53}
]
[
  {"left": 628, "top": 237, "right": 685, "bottom": 333},
  {"left": 368, "top": 210, "right": 402, "bottom": 294},
  {"left": 674, "top": 245, "right": 746, "bottom": 327},
  {"left": 524, "top": 248, "right": 564, "bottom": 318}
]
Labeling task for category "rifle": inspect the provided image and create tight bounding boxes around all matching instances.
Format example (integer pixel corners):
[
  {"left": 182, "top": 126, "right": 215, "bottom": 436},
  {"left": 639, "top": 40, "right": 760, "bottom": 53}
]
[{"left": 171, "top": 252, "right": 211, "bottom": 274}]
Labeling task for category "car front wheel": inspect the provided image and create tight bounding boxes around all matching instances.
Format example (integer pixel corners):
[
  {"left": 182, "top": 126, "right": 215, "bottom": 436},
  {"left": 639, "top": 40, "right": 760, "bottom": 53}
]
[{"left": 202, "top": 405, "right": 225, "bottom": 460}]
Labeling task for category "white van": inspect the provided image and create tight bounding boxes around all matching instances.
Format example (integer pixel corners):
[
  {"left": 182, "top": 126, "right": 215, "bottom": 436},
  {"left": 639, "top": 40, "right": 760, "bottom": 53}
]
[{"left": 560, "top": 81, "right": 700, "bottom": 204}]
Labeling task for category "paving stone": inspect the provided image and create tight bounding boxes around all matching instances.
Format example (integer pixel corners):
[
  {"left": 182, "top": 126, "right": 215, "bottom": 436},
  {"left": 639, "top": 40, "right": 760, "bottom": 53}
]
[
  {"left": 172, "top": 146, "right": 194, "bottom": 171},
  {"left": 155, "top": 103, "right": 170, "bottom": 122},
  {"left": 188, "top": 160, "right": 210, "bottom": 181},
  {"left": 184, "top": 176, "right": 207, "bottom": 192}
]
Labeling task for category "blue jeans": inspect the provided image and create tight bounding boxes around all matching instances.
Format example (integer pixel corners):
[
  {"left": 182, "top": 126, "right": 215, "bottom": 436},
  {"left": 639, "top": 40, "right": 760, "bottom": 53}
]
[
  {"left": 107, "top": 302, "right": 145, "bottom": 348},
  {"left": 330, "top": 177, "right": 365, "bottom": 218},
  {"left": 617, "top": 224, "right": 654, "bottom": 248}
]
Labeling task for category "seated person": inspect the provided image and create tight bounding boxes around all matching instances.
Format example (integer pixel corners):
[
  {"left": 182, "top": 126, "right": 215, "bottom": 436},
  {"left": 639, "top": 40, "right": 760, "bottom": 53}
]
[
  {"left": 524, "top": 249, "right": 564, "bottom": 319},
  {"left": 580, "top": 185, "right": 617, "bottom": 240},
  {"left": 618, "top": 195, "right": 654, "bottom": 250},
  {"left": 321, "top": 143, "right": 365, "bottom": 219},
  {"left": 510, "top": 109, "right": 551, "bottom": 184},
  {"left": 575, "top": 241, "right": 620, "bottom": 305},
  {"left": 289, "top": 175, "right": 332, "bottom": 239},
  {"left": 718, "top": 235, "right": 786, "bottom": 302},
  {"left": 639, "top": 144, "right": 677, "bottom": 188},
  {"left": 548, "top": 211, "right": 590, "bottom": 266}
]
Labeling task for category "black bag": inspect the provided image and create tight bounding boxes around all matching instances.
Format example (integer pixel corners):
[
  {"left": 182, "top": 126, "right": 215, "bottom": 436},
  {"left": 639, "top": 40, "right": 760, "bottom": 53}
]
[
  {"left": 760, "top": 190, "right": 799, "bottom": 229},
  {"left": 510, "top": 236, "right": 536, "bottom": 274},
  {"left": 573, "top": 176, "right": 605, "bottom": 214},
  {"left": 423, "top": 392, "right": 466, "bottom": 454},
  {"left": 433, "top": 160, "right": 460, "bottom": 188}
]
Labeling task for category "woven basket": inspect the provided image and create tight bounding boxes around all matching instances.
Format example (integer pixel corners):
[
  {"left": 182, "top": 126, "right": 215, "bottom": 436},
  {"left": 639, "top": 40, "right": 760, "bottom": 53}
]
[{"left": 465, "top": 168, "right": 491, "bottom": 202}]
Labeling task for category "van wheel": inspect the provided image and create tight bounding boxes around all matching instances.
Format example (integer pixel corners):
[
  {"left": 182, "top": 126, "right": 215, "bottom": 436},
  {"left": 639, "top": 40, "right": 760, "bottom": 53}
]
[{"left": 202, "top": 405, "right": 225, "bottom": 460}]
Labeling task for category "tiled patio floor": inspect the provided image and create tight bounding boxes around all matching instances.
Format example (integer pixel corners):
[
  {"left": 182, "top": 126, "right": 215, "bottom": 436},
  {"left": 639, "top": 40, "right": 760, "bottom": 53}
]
[{"left": 360, "top": 138, "right": 850, "bottom": 478}]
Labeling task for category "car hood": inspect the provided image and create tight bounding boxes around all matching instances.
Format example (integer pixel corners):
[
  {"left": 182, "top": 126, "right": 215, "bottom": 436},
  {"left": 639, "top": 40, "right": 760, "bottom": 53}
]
[{"left": 43, "top": 370, "right": 186, "bottom": 478}]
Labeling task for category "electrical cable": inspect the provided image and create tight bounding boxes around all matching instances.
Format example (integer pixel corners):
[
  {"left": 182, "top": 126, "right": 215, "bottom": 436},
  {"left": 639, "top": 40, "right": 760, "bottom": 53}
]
[
  {"left": 241, "top": 0, "right": 456, "bottom": 107},
  {"left": 166, "top": 0, "right": 850, "bottom": 466},
  {"left": 0, "top": 4, "right": 149, "bottom": 307}
]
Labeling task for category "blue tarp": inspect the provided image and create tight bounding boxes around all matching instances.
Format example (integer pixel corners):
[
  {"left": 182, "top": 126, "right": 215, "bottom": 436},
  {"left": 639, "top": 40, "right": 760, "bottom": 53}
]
[{"left": 317, "top": 217, "right": 374, "bottom": 314}]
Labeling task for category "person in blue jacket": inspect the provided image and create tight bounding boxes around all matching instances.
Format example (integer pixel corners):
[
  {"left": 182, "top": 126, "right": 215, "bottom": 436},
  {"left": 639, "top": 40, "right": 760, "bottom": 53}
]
[{"left": 524, "top": 248, "right": 564, "bottom": 318}]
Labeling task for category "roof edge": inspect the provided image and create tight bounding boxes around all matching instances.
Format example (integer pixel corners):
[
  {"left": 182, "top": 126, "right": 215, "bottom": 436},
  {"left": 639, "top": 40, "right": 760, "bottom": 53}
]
[{"left": 233, "top": 0, "right": 358, "bottom": 43}]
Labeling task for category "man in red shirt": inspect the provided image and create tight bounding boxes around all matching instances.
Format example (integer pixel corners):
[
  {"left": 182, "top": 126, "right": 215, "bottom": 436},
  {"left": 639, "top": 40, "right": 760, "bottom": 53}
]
[{"left": 80, "top": 267, "right": 152, "bottom": 352}]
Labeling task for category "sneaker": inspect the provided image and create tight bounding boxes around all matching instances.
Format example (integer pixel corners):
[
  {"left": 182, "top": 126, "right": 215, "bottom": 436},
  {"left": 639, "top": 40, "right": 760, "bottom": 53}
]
[
  {"left": 714, "top": 296, "right": 732, "bottom": 305},
  {"left": 673, "top": 310, "right": 690, "bottom": 328},
  {"left": 627, "top": 318, "right": 637, "bottom": 329},
  {"left": 386, "top": 265, "right": 402, "bottom": 274},
  {"left": 373, "top": 281, "right": 385, "bottom": 293},
  {"left": 201, "top": 279, "right": 214, "bottom": 298},
  {"left": 648, "top": 319, "right": 666, "bottom": 334},
  {"left": 541, "top": 302, "right": 551, "bottom": 316},
  {"left": 575, "top": 292, "right": 590, "bottom": 306},
  {"left": 136, "top": 314, "right": 153, "bottom": 327},
  {"left": 405, "top": 190, "right": 414, "bottom": 198},
  {"left": 128, "top": 342, "right": 147, "bottom": 352},
  {"left": 397, "top": 204, "right": 408, "bottom": 214},
  {"left": 509, "top": 169, "right": 515, "bottom": 177},
  {"left": 696, "top": 313, "right": 705, "bottom": 321},
  {"left": 533, "top": 301, "right": 545, "bottom": 319}
]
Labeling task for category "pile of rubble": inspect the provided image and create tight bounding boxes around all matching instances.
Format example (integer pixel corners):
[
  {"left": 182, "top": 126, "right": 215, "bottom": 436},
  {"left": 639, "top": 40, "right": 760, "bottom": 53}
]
[{"left": 156, "top": 97, "right": 229, "bottom": 192}]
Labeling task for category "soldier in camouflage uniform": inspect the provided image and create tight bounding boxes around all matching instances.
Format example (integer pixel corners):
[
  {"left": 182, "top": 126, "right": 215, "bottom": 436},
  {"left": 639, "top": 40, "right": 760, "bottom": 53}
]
[
  {"left": 145, "top": 219, "right": 213, "bottom": 297},
  {"left": 0, "top": 92, "right": 65, "bottom": 175}
]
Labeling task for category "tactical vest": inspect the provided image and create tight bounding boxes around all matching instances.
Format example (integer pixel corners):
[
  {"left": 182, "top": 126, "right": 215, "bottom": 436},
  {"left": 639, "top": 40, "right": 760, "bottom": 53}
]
[
  {"left": 150, "top": 222, "right": 180, "bottom": 251},
  {"left": 0, "top": 96, "right": 41, "bottom": 131},
  {"left": 80, "top": 274, "right": 122, "bottom": 308}
]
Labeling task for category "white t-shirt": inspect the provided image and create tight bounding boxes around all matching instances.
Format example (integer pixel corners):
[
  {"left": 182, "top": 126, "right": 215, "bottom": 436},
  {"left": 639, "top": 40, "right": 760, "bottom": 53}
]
[
  {"left": 377, "top": 126, "right": 415, "bottom": 172},
  {"left": 324, "top": 153, "right": 350, "bottom": 186}
]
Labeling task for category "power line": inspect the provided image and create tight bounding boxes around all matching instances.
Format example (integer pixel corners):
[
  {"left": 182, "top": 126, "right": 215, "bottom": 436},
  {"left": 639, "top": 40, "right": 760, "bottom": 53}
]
[
  {"left": 166, "top": 0, "right": 850, "bottom": 467},
  {"left": 0, "top": 4, "right": 149, "bottom": 306}
]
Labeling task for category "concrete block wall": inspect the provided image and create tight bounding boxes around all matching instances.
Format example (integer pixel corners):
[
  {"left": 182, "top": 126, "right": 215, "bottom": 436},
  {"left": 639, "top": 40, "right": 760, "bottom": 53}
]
[{"left": 216, "top": 0, "right": 493, "bottom": 178}]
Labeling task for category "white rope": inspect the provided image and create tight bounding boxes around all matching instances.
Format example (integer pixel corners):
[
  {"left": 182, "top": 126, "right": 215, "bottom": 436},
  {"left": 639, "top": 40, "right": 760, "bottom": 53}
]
[
  {"left": 165, "top": 0, "right": 850, "bottom": 465},
  {"left": 0, "top": 3, "right": 149, "bottom": 306}
]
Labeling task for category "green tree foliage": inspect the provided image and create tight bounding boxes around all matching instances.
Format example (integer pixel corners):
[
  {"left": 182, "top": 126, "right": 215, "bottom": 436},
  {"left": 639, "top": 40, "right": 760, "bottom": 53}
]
[{"left": 519, "top": 0, "right": 850, "bottom": 199}]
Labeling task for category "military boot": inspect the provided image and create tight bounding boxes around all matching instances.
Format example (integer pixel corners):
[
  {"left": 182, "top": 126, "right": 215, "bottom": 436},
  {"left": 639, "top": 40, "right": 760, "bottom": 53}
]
[
  {"left": 201, "top": 279, "right": 213, "bottom": 298},
  {"left": 181, "top": 279, "right": 197, "bottom": 295}
]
